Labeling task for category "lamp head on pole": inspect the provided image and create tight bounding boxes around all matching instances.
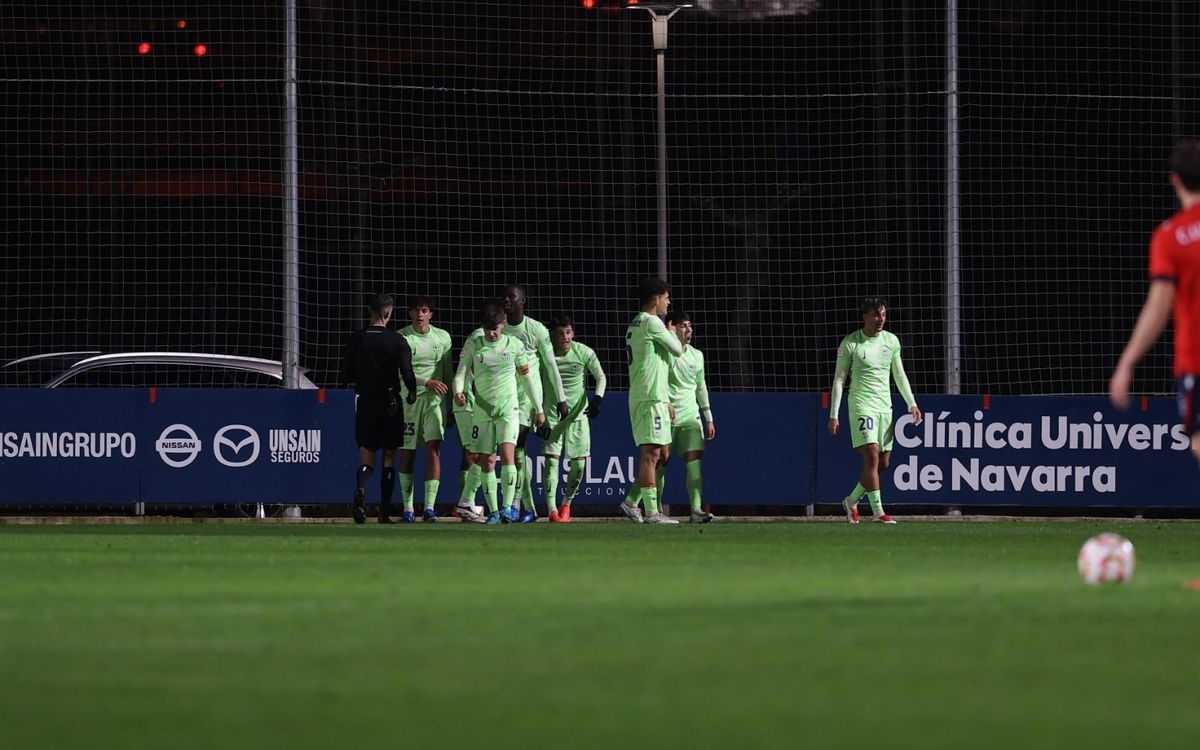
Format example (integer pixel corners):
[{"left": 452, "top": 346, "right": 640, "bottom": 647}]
[{"left": 626, "top": 2, "right": 691, "bottom": 51}]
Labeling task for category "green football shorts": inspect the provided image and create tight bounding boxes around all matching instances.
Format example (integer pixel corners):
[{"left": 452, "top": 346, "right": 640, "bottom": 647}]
[
  {"left": 671, "top": 415, "right": 705, "bottom": 455},
  {"left": 474, "top": 407, "right": 520, "bottom": 453},
  {"left": 454, "top": 407, "right": 479, "bottom": 454},
  {"left": 848, "top": 407, "right": 895, "bottom": 451},
  {"left": 401, "top": 392, "right": 447, "bottom": 450},
  {"left": 629, "top": 400, "right": 672, "bottom": 447},
  {"left": 543, "top": 409, "right": 591, "bottom": 459}
]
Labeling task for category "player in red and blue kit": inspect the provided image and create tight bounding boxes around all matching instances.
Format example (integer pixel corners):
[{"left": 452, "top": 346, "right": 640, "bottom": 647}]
[{"left": 1111, "top": 140, "right": 1200, "bottom": 462}]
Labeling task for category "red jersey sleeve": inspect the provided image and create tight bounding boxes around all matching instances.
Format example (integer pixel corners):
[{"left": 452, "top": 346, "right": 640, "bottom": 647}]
[{"left": 1149, "top": 223, "right": 1178, "bottom": 283}]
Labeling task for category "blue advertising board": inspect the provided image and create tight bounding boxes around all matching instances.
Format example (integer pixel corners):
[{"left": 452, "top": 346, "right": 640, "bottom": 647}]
[
  {"left": 816, "top": 395, "right": 1196, "bottom": 507},
  {"left": 0, "top": 390, "right": 1193, "bottom": 508}
]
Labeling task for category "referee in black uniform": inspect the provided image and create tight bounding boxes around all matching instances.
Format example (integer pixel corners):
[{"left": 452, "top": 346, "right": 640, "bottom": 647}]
[{"left": 340, "top": 293, "right": 418, "bottom": 524}]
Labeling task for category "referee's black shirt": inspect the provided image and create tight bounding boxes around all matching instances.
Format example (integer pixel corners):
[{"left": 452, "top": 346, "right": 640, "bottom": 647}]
[{"left": 340, "top": 325, "right": 417, "bottom": 399}]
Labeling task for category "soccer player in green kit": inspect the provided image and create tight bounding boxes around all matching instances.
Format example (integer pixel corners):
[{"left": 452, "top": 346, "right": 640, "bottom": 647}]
[
  {"left": 500, "top": 284, "right": 569, "bottom": 523},
  {"left": 542, "top": 314, "right": 607, "bottom": 523},
  {"left": 664, "top": 311, "right": 716, "bottom": 523},
  {"left": 398, "top": 296, "right": 453, "bottom": 522},
  {"left": 621, "top": 277, "right": 685, "bottom": 525},
  {"left": 453, "top": 302, "right": 546, "bottom": 525},
  {"left": 828, "top": 297, "right": 922, "bottom": 524}
]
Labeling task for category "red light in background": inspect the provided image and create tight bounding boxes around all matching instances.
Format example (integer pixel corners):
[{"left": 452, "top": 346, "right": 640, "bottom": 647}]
[
  {"left": 582, "top": 0, "right": 596, "bottom": 7},
  {"left": 192, "top": 43, "right": 207, "bottom": 57},
  {"left": 176, "top": 19, "right": 187, "bottom": 30},
  {"left": 136, "top": 42, "right": 152, "bottom": 55}
]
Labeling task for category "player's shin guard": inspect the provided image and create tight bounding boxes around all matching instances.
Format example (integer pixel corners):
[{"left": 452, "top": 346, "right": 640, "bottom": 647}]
[
  {"left": 459, "top": 464, "right": 483, "bottom": 506},
  {"left": 685, "top": 460, "right": 703, "bottom": 512},
  {"left": 380, "top": 467, "right": 396, "bottom": 516},
  {"left": 867, "top": 489, "right": 884, "bottom": 517},
  {"left": 626, "top": 482, "right": 642, "bottom": 508},
  {"left": 565, "top": 458, "right": 585, "bottom": 503},
  {"left": 521, "top": 455, "right": 535, "bottom": 512},
  {"left": 512, "top": 448, "right": 526, "bottom": 510},
  {"left": 482, "top": 471, "right": 499, "bottom": 513},
  {"left": 544, "top": 456, "right": 560, "bottom": 513},
  {"left": 501, "top": 464, "right": 518, "bottom": 513},
  {"left": 423, "top": 479, "right": 440, "bottom": 512},
  {"left": 356, "top": 464, "right": 374, "bottom": 492},
  {"left": 398, "top": 471, "right": 414, "bottom": 512},
  {"left": 641, "top": 486, "right": 659, "bottom": 515}
]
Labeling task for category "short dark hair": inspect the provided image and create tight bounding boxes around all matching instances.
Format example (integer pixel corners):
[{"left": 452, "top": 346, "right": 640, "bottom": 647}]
[
  {"left": 1170, "top": 141, "right": 1200, "bottom": 192},
  {"left": 860, "top": 296, "right": 887, "bottom": 316},
  {"left": 500, "top": 283, "right": 527, "bottom": 299},
  {"left": 638, "top": 277, "right": 671, "bottom": 306},
  {"left": 367, "top": 293, "right": 395, "bottom": 319},
  {"left": 665, "top": 311, "right": 691, "bottom": 327},
  {"left": 549, "top": 313, "right": 574, "bottom": 331},
  {"left": 480, "top": 300, "right": 505, "bottom": 330},
  {"left": 408, "top": 294, "right": 435, "bottom": 312}
]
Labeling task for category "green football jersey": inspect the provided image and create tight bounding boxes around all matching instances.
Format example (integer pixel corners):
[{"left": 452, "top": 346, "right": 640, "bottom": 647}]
[
  {"left": 453, "top": 328, "right": 484, "bottom": 413},
  {"left": 453, "top": 334, "right": 539, "bottom": 420},
  {"left": 829, "top": 329, "right": 916, "bottom": 417},
  {"left": 626, "top": 311, "right": 684, "bottom": 406},
  {"left": 669, "top": 345, "right": 710, "bottom": 423},
  {"left": 504, "top": 315, "right": 568, "bottom": 407},
  {"left": 400, "top": 324, "right": 452, "bottom": 397},
  {"left": 554, "top": 341, "right": 607, "bottom": 405}
]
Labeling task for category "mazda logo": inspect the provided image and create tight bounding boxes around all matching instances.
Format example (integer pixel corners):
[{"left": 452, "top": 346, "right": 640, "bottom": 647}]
[{"left": 213, "top": 425, "right": 260, "bottom": 468}]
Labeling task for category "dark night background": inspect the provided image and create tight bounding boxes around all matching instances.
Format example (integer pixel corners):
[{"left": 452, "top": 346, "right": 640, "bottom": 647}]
[{"left": 1, "top": 1, "right": 1196, "bottom": 394}]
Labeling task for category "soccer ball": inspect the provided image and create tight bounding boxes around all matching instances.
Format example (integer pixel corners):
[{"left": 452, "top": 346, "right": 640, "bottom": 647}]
[{"left": 1077, "top": 533, "right": 1135, "bottom": 585}]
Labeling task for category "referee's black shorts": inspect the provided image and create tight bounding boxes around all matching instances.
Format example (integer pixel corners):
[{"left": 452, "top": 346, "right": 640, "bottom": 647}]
[{"left": 355, "top": 395, "right": 403, "bottom": 451}]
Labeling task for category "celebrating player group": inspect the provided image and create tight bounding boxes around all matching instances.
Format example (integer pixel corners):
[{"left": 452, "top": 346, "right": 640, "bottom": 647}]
[{"left": 343, "top": 279, "right": 921, "bottom": 526}]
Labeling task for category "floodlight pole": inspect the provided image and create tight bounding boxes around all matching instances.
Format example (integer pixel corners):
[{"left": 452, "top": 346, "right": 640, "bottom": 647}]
[
  {"left": 282, "top": 0, "right": 302, "bottom": 389},
  {"left": 629, "top": 4, "right": 691, "bottom": 283}
]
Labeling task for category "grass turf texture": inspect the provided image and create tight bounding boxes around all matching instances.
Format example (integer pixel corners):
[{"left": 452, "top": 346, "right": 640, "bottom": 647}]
[{"left": 1, "top": 522, "right": 1198, "bottom": 750}]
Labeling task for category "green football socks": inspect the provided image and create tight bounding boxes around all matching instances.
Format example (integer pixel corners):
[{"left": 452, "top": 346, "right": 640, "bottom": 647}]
[
  {"left": 399, "top": 472, "right": 415, "bottom": 512},
  {"left": 544, "top": 456, "right": 560, "bottom": 513},
  {"left": 423, "top": 479, "right": 439, "bottom": 512},
  {"left": 501, "top": 464, "right": 518, "bottom": 512},
  {"left": 482, "top": 470, "right": 499, "bottom": 514},
  {"left": 867, "top": 489, "right": 884, "bottom": 517},
  {"left": 685, "top": 460, "right": 703, "bottom": 512},
  {"left": 459, "top": 465, "right": 482, "bottom": 506},
  {"left": 564, "top": 458, "right": 585, "bottom": 504}
]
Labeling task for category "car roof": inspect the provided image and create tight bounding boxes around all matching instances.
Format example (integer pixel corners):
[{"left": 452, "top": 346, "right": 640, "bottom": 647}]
[{"left": 2, "top": 352, "right": 317, "bottom": 389}]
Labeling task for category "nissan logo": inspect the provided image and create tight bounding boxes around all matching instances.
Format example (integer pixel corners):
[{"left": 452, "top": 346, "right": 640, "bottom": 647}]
[
  {"left": 156, "top": 424, "right": 202, "bottom": 468},
  {"left": 213, "top": 425, "right": 261, "bottom": 468}
]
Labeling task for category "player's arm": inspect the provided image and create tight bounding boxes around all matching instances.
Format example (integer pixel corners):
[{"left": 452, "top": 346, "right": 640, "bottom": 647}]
[
  {"left": 1110, "top": 280, "right": 1174, "bottom": 409},
  {"left": 648, "top": 316, "right": 685, "bottom": 357},
  {"left": 536, "top": 330, "right": 569, "bottom": 415},
  {"left": 696, "top": 352, "right": 715, "bottom": 439},
  {"left": 397, "top": 338, "right": 418, "bottom": 403},
  {"left": 890, "top": 348, "right": 921, "bottom": 425},
  {"left": 452, "top": 341, "right": 475, "bottom": 407},
  {"left": 828, "top": 340, "right": 852, "bottom": 436},
  {"left": 586, "top": 348, "right": 607, "bottom": 418},
  {"left": 517, "top": 349, "right": 545, "bottom": 425}
]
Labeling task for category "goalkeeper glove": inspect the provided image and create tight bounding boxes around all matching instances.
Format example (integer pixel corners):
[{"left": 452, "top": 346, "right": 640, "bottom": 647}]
[
  {"left": 556, "top": 400, "right": 569, "bottom": 419},
  {"left": 535, "top": 423, "right": 552, "bottom": 440},
  {"left": 587, "top": 395, "right": 603, "bottom": 419}
]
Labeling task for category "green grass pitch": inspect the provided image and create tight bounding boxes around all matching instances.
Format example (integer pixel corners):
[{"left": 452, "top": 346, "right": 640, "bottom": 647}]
[{"left": 2, "top": 520, "right": 1199, "bottom": 749}]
